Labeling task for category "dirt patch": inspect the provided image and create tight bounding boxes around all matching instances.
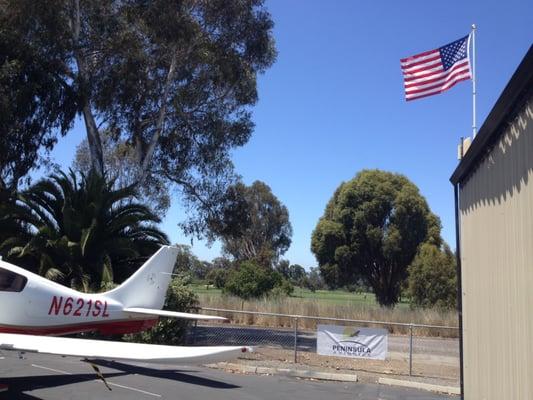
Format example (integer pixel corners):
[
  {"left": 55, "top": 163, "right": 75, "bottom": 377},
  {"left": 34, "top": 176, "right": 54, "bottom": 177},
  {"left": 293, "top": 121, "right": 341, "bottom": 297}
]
[{"left": 236, "top": 347, "right": 459, "bottom": 386}]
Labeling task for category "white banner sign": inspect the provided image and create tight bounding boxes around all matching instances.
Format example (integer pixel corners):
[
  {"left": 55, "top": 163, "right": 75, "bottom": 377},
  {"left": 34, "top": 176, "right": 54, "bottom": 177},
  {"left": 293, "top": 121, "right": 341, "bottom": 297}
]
[{"left": 317, "top": 324, "right": 388, "bottom": 360}]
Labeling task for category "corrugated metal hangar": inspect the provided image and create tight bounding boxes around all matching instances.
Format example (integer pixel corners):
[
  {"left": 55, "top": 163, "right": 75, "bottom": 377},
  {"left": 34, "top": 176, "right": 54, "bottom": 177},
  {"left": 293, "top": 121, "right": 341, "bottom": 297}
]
[{"left": 451, "top": 45, "right": 533, "bottom": 400}]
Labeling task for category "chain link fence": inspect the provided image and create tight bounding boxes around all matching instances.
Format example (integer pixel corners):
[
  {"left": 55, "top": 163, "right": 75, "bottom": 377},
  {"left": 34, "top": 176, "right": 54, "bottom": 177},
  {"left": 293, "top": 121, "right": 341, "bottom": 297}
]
[{"left": 185, "top": 308, "right": 459, "bottom": 382}]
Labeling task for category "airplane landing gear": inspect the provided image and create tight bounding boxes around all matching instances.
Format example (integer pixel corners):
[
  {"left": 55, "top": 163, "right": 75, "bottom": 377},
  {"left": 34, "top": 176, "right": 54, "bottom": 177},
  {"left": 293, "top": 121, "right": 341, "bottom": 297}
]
[{"left": 83, "top": 360, "right": 112, "bottom": 391}]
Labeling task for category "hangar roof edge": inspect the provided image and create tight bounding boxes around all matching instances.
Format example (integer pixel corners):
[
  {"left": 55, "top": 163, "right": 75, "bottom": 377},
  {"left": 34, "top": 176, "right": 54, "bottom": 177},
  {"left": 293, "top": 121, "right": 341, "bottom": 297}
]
[{"left": 450, "top": 45, "right": 533, "bottom": 185}]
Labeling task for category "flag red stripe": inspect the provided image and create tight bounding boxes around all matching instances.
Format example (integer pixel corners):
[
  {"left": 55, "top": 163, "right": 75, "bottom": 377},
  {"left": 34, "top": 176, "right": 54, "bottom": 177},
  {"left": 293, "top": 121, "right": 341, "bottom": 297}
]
[
  {"left": 405, "top": 70, "right": 471, "bottom": 95},
  {"left": 404, "top": 62, "right": 470, "bottom": 89},
  {"left": 403, "top": 66, "right": 445, "bottom": 82},
  {"left": 402, "top": 62, "right": 443, "bottom": 77},
  {"left": 408, "top": 72, "right": 471, "bottom": 97},
  {"left": 405, "top": 72, "right": 456, "bottom": 89},
  {"left": 403, "top": 58, "right": 469, "bottom": 83},
  {"left": 401, "top": 54, "right": 441, "bottom": 71},
  {"left": 404, "top": 60, "right": 470, "bottom": 87},
  {"left": 406, "top": 76, "right": 471, "bottom": 100},
  {"left": 400, "top": 48, "right": 439, "bottom": 64}
]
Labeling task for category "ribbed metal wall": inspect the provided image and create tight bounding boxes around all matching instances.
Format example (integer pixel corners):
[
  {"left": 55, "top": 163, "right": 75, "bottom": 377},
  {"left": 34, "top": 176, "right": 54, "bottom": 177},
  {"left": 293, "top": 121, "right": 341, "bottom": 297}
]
[{"left": 459, "top": 97, "right": 533, "bottom": 400}]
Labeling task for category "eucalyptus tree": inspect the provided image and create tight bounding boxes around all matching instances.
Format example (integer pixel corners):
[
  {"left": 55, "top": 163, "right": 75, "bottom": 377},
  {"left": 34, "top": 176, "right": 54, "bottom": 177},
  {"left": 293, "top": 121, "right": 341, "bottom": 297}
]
[
  {"left": 214, "top": 181, "right": 292, "bottom": 268},
  {"left": 0, "top": 16, "right": 76, "bottom": 190},
  {"left": 73, "top": 133, "right": 170, "bottom": 215},
  {"left": 0, "top": 0, "right": 276, "bottom": 236},
  {"left": 311, "top": 169, "right": 442, "bottom": 307}
]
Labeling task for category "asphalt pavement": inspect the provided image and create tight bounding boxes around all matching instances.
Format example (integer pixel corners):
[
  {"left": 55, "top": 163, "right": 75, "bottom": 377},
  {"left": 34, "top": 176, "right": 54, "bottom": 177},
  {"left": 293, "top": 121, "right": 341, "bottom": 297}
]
[{"left": 0, "top": 353, "right": 456, "bottom": 400}]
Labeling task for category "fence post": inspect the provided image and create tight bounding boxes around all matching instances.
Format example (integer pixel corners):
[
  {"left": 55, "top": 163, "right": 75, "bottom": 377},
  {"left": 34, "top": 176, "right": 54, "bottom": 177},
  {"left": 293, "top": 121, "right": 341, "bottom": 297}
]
[
  {"left": 293, "top": 317, "right": 298, "bottom": 364},
  {"left": 409, "top": 323, "right": 413, "bottom": 376},
  {"left": 192, "top": 319, "right": 198, "bottom": 345}
]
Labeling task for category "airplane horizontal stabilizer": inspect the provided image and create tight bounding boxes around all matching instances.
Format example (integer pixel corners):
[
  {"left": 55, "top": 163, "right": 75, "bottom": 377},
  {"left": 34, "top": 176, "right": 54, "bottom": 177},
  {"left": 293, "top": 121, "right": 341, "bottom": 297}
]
[
  {"left": 123, "top": 308, "right": 227, "bottom": 321},
  {"left": 0, "top": 333, "right": 250, "bottom": 365}
]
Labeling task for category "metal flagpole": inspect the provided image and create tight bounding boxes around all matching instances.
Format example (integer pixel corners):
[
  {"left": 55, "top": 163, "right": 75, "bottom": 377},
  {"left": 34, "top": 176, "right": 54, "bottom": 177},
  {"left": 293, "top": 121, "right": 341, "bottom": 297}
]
[{"left": 470, "top": 24, "right": 477, "bottom": 138}]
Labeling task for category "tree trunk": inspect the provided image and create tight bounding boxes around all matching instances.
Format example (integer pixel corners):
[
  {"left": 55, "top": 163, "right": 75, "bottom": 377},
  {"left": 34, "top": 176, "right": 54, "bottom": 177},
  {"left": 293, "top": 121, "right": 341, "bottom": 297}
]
[
  {"left": 374, "top": 283, "right": 400, "bottom": 308},
  {"left": 70, "top": 0, "right": 104, "bottom": 177},
  {"left": 367, "top": 261, "right": 402, "bottom": 307},
  {"left": 138, "top": 50, "right": 179, "bottom": 185},
  {"left": 82, "top": 103, "right": 104, "bottom": 176}
]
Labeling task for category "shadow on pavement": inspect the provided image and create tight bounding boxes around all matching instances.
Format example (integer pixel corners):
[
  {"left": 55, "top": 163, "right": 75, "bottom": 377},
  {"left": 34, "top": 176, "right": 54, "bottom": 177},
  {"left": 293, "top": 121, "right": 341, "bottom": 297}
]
[
  {"left": 88, "top": 359, "right": 241, "bottom": 389},
  {"left": 0, "top": 372, "right": 125, "bottom": 400}
]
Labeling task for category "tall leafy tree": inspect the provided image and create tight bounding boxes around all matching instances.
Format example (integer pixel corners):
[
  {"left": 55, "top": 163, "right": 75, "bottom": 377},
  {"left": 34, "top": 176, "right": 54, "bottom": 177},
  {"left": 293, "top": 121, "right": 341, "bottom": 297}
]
[
  {"left": 288, "top": 264, "right": 307, "bottom": 286},
  {"left": 1, "top": 0, "right": 276, "bottom": 235},
  {"left": 0, "top": 10, "right": 76, "bottom": 190},
  {"left": 1, "top": 170, "right": 168, "bottom": 291},
  {"left": 275, "top": 259, "right": 290, "bottom": 278},
  {"left": 304, "top": 267, "right": 325, "bottom": 292},
  {"left": 214, "top": 181, "right": 292, "bottom": 268},
  {"left": 172, "top": 244, "right": 212, "bottom": 280},
  {"left": 211, "top": 256, "right": 233, "bottom": 271},
  {"left": 311, "top": 169, "right": 441, "bottom": 307},
  {"left": 73, "top": 133, "right": 170, "bottom": 214}
]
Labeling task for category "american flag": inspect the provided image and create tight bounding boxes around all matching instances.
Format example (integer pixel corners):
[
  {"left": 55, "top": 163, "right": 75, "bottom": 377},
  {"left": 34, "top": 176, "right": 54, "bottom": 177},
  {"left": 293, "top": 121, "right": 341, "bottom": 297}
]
[{"left": 401, "top": 35, "right": 471, "bottom": 101}]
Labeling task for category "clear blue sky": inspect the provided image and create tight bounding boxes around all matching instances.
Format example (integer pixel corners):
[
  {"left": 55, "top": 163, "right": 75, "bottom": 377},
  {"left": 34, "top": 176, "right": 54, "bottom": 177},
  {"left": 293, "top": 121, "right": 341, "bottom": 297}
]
[{"left": 48, "top": 0, "right": 532, "bottom": 268}]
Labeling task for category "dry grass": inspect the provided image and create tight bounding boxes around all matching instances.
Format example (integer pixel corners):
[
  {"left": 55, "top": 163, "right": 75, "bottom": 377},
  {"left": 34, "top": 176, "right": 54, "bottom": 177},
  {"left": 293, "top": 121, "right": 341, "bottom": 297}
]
[{"left": 197, "top": 293, "right": 459, "bottom": 338}]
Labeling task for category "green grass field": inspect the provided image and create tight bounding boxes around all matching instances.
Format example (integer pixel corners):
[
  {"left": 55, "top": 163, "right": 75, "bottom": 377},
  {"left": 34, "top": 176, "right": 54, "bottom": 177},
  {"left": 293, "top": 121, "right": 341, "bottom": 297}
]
[
  {"left": 190, "top": 284, "right": 410, "bottom": 308},
  {"left": 190, "top": 283, "right": 457, "bottom": 335}
]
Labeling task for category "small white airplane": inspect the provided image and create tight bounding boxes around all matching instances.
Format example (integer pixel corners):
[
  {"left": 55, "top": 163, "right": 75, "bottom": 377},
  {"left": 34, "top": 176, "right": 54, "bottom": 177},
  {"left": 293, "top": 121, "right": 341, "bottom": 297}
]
[{"left": 0, "top": 245, "right": 249, "bottom": 392}]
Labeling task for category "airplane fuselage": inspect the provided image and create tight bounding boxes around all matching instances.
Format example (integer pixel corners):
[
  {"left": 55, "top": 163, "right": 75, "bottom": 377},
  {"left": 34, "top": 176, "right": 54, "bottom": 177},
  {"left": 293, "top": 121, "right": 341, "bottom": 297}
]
[
  {"left": 0, "top": 246, "right": 248, "bottom": 391},
  {"left": 0, "top": 260, "right": 156, "bottom": 336}
]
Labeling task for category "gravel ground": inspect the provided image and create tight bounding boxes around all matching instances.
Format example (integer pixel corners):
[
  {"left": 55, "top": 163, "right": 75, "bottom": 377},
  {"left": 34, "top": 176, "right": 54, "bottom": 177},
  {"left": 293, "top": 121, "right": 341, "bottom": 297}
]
[{"left": 235, "top": 347, "right": 459, "bottom": 387}]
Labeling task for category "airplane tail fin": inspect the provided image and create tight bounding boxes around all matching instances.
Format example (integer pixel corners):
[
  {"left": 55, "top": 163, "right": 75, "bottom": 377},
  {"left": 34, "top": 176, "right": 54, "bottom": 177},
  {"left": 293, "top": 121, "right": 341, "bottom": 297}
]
[{"left": 104, "top": 245, "right": 178, "bottom": 309}]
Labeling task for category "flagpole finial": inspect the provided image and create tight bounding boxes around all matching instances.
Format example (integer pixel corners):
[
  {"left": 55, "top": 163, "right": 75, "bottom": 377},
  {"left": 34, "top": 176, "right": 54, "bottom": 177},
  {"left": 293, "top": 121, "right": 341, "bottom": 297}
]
[{"left": 471, "top": 24, "right": 476, "bottom": 30}]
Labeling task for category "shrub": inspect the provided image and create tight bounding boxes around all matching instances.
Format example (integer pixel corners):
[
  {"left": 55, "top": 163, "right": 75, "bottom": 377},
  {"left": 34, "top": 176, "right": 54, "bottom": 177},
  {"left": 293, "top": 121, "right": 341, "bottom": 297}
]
[
  {"left": 224, "top": 261, "right": 279, "bottom": 299},
  {"left": 268, "top": 277, "right": 294, "bottom": 298},
  {"left": 124, "top": 276, "right": 198, "bottom": 345},
  {"left": 345, "top": 279, "right": 370, "bottom": 294},
  {"left": 288, "top": 264, "right": 306, "bottom": 286},
  {"left": 273, "top": 278, "right": 294, "bottom": 297},
  {"left": 304, "top": 267, "right": 325, "bottom": 292},
  {"left": 206, "top": 268, "right": 229, "bottom": 289},
  {"left": 408, "top": 243, "right": 457, "bottom": 310}
]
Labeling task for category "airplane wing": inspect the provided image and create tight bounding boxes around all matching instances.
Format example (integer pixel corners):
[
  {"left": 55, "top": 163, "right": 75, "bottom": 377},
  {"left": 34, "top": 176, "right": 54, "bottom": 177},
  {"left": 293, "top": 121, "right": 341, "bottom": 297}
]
[
  {"left": 123, "top": 308, "right": 227, "bottom": 321},
  {"left": 0, "top": 333, "right": 250, "bottom": 365}
]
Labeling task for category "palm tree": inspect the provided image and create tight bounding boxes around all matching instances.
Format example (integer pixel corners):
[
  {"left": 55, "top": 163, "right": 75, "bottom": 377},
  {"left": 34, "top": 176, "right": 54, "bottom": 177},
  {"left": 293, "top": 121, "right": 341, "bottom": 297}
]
[
  {"left": 0, "top": 188, "right": 33, "bottom": 269},
  {"left": 1, "top": 169, "right": 169, "bottom": 291}
]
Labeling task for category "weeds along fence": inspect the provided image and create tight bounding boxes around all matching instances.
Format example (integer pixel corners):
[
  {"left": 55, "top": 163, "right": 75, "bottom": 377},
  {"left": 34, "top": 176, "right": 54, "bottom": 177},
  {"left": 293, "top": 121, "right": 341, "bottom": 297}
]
[
  {"left": 187, "top": 307, "right": 460, "bottom": 381},
  {"left": 196, "top": 293, "right": 459, "bottom": 337}
]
